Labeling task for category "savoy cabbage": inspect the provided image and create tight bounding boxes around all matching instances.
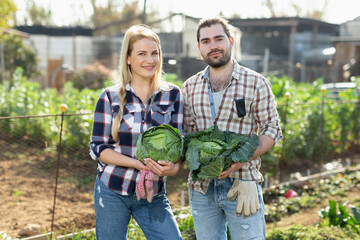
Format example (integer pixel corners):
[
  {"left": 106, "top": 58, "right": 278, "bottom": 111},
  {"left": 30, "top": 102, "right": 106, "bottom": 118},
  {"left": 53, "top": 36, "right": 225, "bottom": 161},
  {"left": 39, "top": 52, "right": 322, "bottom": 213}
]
[{"left": 184, "top": 125, "right": 259, "bottom": 180}]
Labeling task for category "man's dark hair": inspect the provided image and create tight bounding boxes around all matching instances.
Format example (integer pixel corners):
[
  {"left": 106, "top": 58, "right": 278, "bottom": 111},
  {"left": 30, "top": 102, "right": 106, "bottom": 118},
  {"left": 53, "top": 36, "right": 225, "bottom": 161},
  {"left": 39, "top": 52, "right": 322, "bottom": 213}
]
[{"left": 196, "top": 17, "right": 231, "bottom": 43}]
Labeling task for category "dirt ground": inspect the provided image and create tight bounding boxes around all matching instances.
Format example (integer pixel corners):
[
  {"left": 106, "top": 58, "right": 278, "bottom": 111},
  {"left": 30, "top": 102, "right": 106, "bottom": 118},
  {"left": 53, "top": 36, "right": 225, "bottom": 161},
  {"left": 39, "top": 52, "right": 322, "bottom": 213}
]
[
  {"left": 0, "top": 145, "right": 191, "bottom": 239},
  {"left": 266, "top": 185, "right": 360, "bottom": 230},
  {"left": 0, "top": 145, "right": 359, "bottom": 239}
]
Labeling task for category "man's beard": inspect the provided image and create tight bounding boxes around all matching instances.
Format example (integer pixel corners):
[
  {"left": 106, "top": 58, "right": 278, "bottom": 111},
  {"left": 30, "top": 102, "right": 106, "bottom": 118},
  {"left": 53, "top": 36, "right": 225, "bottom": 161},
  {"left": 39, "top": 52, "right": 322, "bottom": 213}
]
[{"left": 202, "top": 48, "right": 231, "bottom": 68}]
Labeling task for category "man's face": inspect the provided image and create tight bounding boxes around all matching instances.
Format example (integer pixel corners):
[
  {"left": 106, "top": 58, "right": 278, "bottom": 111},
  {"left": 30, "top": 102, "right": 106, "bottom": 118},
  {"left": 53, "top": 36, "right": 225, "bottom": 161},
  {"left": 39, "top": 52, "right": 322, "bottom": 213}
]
[{"left": 198, "top": 23, "right": 233, "bottom": 68}]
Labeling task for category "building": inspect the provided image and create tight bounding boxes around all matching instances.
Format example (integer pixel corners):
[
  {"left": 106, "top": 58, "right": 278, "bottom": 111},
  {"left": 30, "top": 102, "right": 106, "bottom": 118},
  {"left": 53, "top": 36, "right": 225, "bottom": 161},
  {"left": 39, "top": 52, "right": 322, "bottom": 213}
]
[
  {"left": 332, "top": 16, "right": 360, "bottom": 82},
  {"left": 229, "top": 17, "right": 339, "bottom": 82},
  {"left": 17, "top": 15, "right": 353, "bottom": 85},
  {"left": 16, "top": 25, "right": 94, "bottom": 88}
]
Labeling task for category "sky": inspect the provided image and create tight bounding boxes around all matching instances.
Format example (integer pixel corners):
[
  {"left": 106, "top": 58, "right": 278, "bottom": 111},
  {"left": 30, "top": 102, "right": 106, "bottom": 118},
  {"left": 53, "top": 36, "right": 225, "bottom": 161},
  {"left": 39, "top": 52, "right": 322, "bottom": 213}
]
[{"left": 14, "top": 0, "right": 360, "bottom": 26}]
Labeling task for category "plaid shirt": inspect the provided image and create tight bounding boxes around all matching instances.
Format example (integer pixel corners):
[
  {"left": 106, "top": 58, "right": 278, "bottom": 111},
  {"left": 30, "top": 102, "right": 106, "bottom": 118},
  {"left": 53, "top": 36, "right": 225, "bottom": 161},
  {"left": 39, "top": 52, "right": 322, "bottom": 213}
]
[
  {"left": 181, "top": 60, "right": 282, "bottom": 194},
  {"left": 89, "top": 81, "right": 183, "bottom": 195}
]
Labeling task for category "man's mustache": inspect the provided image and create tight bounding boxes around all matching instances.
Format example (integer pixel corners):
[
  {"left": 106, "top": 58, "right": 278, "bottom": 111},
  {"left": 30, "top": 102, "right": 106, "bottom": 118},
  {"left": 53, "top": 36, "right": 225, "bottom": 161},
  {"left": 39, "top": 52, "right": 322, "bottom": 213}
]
[{"left": 208, "top": 49, "right": 223, "bottom": 56}]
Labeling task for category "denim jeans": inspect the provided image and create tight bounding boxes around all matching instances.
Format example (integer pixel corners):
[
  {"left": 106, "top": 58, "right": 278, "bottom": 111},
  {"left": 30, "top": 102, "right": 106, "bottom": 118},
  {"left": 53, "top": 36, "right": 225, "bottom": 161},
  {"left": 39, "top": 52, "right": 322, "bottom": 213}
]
[
  {"left": 94, "top": 176, "right": 182, "bottom": 240},
  {"left": 189, "top": 178, "right": 266, "bottom": 240}
]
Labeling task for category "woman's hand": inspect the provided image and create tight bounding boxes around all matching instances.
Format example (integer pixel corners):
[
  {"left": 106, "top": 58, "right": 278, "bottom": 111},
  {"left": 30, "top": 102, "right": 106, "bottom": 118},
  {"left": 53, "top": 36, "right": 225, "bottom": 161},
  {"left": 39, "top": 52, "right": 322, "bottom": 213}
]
[
  {"left": 135, "top": 160, "right": 150, "bottom": 171},
  {"left": 144, "top": 158, "right": 180, "bottom": 176}
]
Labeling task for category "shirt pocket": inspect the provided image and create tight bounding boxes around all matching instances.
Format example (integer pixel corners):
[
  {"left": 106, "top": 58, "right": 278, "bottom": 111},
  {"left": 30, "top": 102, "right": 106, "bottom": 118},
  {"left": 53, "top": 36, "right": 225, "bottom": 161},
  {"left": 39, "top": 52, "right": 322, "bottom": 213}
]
[
  {"left": 151, "top": 104, "right": 175, "bottom": 125},
  {"left": 120, "top": 104, "right": 136, "bottom": 130},
  {"left": 233, "top": 98, "right": 246, "bottom": 118},
  {"left": 219, "top": 97, "right": 247, "bottom": 123}
]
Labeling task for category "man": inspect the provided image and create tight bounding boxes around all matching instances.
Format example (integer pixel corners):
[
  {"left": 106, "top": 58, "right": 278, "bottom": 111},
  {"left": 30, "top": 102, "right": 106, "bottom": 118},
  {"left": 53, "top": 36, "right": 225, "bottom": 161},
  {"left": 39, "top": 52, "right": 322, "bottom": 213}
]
[{"left": 181, "top": 17, "right": 282, "bottom": 240}]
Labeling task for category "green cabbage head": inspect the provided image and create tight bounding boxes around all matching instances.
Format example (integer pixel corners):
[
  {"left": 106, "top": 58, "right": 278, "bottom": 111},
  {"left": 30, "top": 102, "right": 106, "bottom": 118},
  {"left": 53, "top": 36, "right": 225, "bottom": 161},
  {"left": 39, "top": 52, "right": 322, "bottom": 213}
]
[
  {"left": 136, "top": 124, "right": 183, "bottom": 163},
  {"left": 184, "top": 125, "right": 259, "bottom": 180}
]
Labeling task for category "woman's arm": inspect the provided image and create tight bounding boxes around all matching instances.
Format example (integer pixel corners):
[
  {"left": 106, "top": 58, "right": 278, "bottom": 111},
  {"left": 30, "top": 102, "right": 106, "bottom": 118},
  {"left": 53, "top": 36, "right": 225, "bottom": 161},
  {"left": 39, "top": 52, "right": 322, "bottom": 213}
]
[{"left": 99, "top": 148, "right": 149, "bottom": 171}]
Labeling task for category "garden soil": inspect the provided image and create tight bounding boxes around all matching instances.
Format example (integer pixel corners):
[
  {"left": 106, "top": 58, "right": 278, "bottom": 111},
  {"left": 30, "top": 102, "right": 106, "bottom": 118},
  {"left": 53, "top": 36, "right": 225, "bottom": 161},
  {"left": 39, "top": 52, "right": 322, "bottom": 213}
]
[
  {"left": 0, "top": 146, "right": 359, "bottom": 239},
  {"left": 0, "top": 146, "right": 191, "bottom": 239}
]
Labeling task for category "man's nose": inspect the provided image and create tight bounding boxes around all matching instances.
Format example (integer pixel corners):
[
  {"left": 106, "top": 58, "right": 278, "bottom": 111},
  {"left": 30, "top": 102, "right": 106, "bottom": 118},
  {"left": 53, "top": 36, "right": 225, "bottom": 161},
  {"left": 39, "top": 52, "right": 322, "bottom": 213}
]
[{"left": 209, "top": 40, "right": 218, "bottom": 50}]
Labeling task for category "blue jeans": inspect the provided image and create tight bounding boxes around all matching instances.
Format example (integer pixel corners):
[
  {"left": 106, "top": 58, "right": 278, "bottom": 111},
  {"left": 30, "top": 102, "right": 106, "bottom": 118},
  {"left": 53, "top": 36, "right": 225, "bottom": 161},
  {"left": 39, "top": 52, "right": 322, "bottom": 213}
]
[
  {"left": 94, "top": 176, "right": 182, "bottom": 240},
  {"left": 189, "top": 178, "right": 266, "bottom": 240}
]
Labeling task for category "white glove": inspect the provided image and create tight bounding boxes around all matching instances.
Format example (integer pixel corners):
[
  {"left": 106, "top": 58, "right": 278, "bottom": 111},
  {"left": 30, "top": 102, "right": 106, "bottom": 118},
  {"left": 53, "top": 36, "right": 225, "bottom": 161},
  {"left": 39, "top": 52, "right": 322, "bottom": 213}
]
[{"left": 227, "top": 180, "right": 260, "bottom": 217}]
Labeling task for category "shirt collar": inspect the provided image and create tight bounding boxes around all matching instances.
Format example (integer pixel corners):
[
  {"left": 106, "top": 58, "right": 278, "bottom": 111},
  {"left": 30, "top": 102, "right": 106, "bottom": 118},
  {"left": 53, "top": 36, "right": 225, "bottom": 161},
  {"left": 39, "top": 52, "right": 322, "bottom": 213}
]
[
  {"left": 125, "top": 80, "right": 173, "bottom": 93},
  {"left": 201, "top": 59, "right": 239, "bottom": 82}
]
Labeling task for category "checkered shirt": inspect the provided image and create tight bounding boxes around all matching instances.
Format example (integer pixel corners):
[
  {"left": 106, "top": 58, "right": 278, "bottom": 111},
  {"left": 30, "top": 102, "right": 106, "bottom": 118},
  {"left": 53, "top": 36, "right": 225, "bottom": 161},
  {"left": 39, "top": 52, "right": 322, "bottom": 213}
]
[
  {"left": 89, "top": 81, "right": 183, "bottom": 195},
  {"left": 181, "top": 60, "right": 282, "bottom": 194}
]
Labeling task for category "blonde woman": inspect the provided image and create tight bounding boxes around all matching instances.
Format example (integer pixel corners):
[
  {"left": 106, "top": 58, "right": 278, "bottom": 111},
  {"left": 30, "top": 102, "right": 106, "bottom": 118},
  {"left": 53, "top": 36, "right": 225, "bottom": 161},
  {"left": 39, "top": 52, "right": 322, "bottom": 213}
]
[{"left": 89, "top": 25, "right": 183, "bottom": 240}]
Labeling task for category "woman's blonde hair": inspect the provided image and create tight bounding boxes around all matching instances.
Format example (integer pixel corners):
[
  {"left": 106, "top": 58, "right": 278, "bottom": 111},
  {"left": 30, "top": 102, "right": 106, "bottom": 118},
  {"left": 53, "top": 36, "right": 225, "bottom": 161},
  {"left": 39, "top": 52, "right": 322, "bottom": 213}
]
[{"left": 111, "top": 24, "right": 163, "bottom": 141}]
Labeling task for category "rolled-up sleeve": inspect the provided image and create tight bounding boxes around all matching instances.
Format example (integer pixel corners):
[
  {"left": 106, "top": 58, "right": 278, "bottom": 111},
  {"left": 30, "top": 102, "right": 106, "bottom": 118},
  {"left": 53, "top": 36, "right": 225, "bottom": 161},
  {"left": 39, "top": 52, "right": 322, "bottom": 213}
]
[
  {"left": 254, "top": 79, "right": 282, "bottom": 144},
  {"left": 89, "top": 89, "right": 115, "bottom": 160}
]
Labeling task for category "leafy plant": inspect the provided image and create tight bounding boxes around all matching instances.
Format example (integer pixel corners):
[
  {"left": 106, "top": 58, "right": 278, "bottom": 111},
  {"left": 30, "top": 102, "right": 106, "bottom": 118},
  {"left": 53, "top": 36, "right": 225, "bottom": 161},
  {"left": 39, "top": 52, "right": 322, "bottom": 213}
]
[
  {"left": 319, "top": 200, "right": 360, "bottom": 234},
  {"left": 136, "top": 124, "right": 183, "bottom": 163},
  {"left": 0, "top": 34, "right": 39, "bottom": 79},
  {"left": 267, "top": 224, "right": 359, "bottom": 240},
  {"left": 184, "top": 125, "right": 259, "bottom": 180},
  {"left": 264, "top": 172, "right": 360, "bottom": 223}
]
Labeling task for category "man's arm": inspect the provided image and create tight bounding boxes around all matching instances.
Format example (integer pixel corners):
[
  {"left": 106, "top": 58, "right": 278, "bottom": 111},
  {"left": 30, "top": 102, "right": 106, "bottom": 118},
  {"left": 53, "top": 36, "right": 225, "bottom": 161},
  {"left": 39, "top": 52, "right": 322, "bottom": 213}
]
[
  {"left": 249, "top": 135, "right": 275, "bottom": 160},
  {"left": 218, "top": 135, "right": 275, "bottom": 179}
]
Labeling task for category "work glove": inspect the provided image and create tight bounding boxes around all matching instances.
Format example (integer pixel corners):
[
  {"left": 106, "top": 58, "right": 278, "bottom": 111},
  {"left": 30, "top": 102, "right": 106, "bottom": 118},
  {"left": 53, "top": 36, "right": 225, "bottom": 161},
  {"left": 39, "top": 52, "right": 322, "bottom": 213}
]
[
  {"left": 136, "top": 170, "right": 155, "bottom": 203},
  {"left": 227, "top": 180, "right": 260, "bottom": 217}
]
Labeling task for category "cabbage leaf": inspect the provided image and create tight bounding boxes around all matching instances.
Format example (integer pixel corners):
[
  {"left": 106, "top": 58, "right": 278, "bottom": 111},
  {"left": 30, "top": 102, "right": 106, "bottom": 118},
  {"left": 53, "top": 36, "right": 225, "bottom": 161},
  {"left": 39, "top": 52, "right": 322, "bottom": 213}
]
[
  {"left": 184, "top": 125, "right": 259, "bottom": 180},
  {"left": 136, "top": 124, "right": 183, "bottom": 163}
]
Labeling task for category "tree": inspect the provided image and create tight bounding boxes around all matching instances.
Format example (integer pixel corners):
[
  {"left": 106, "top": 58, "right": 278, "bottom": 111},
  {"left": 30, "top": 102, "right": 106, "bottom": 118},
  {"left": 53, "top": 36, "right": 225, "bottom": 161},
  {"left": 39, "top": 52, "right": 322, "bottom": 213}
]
[
  {"left": 91, "top": 0, "right": 143, "bottom": 35},
  {"left": 264, "top": 0, "right": 277, "bottom": 17},
  {"left": 0, "top": 0, "right": 17, "bottom": 27},
  {"left": 1, "top": 34, "right": 39, "bottom": 79},
  {"left": 291, "top": 0, "right": 329, "bottom": 20},
  {"left": 25, "top": 0, "right": 53, "bottom": 26},
  {"left": 263, "top": 0, "right": 329, "bottom": 20}
]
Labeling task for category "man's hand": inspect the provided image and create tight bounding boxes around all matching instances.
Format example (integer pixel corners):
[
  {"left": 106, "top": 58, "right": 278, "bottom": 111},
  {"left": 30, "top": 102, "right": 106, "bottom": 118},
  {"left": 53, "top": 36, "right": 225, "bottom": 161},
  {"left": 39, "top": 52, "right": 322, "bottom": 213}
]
[
  {"left": 227, "top": 180, "right": 260, "bottom": 217},
  {"left": 218, "top": 162, "right": 246, "bottom": 179}
]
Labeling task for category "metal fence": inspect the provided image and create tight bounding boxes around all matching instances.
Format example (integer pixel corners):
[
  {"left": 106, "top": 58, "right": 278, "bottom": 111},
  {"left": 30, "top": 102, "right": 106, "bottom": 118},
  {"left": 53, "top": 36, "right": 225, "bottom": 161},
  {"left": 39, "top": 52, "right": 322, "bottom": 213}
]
[{"left": 0, "top": 112, "right": 96, "bottom": 238}]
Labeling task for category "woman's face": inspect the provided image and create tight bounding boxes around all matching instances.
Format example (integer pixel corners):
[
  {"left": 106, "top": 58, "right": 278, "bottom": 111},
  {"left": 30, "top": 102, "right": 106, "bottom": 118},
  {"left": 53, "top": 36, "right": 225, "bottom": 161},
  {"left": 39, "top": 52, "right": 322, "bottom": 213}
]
[{"left": 127, "top": 38, "right": 160, "bottom": 81}]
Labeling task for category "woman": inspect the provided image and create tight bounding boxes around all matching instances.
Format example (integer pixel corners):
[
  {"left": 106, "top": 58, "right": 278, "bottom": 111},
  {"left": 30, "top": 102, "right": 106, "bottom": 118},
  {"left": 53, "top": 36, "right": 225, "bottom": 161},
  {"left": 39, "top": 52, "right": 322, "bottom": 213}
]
[{"left": 89, "top": 24, "right": 183, "bottom": 240}]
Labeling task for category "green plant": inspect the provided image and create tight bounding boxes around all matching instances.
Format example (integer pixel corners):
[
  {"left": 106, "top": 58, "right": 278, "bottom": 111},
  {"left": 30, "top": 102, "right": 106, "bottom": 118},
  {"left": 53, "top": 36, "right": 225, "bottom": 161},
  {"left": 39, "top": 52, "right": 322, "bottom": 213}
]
[
  {"left": 264, "top": 172, "right": 360, "bottom": 223},
  {"left": 0, "top": 34, "right": 39, "bottom": 79},
  {"left": 175, "top": 209, "right": 196, "bottom": 240},
  {"left": 184, "top": 125, "right": 259, "bottom": 180},
  {"left": 319, "top": 200, "right": 360, "bottom": 234},
  {"left": 72, "top": 62, "right": 112, "bottom": 90},
  {"left": 266, "top": 224, "right": 358, "bottom": 240},
  {"left": 164, "top": 73, "right": 183, "bottom": 88},
  {"left": 136, "top": 124, "right": 183, "bottom": 163}
]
